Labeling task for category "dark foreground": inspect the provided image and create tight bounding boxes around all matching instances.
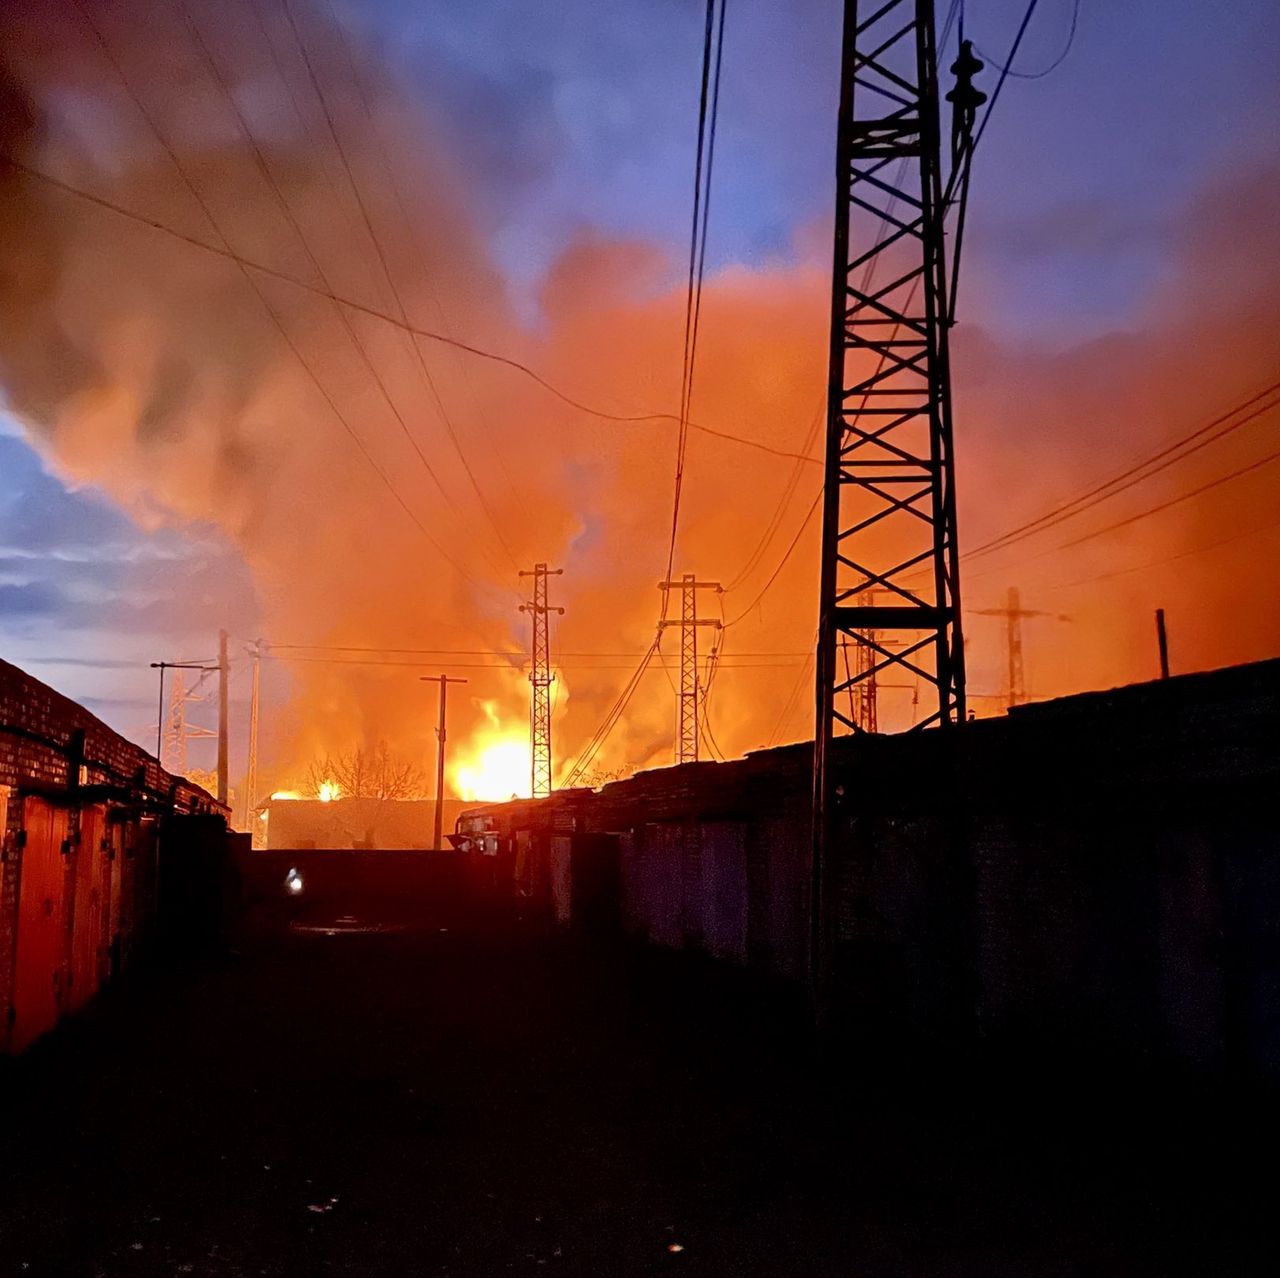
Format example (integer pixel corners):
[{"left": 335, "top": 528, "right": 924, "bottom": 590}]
[{"left": 1, "top": 924, "right": 1275, "bottom": 1276}]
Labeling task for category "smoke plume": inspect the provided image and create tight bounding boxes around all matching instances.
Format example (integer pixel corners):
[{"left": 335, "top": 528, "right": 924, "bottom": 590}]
[{"left": 1, "top": 0, "right": 1278, "bottom": 801}]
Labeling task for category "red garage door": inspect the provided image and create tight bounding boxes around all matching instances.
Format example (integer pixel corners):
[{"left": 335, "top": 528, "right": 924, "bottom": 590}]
[
  {"left": 12, "top": 797, "right": 71, "bottom": 1052},
  {"left": 69, "top": 804, "right": 112, "bottom": 1011}
]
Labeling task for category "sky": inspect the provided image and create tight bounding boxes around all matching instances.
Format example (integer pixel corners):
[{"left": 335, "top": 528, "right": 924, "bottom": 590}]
[{"left": 2, "top": 0, "right": 1279, "bottom": 798}]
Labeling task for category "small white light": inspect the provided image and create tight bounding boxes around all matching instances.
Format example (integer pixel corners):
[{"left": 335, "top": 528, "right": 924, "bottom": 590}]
[{"left": 285, "top": 867, "right": 304, "bottom": 895}]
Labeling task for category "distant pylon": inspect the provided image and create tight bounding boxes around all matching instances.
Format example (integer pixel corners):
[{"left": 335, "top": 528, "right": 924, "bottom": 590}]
[
  {"left": 852, "top": 589, "right": 879, "bottom": 732},
  {"left": 161, "top": 668, "right": 186, "bottom": 776},
  {"left": 1005, "top": 586, "right": 1026, "bottom": 707},
  {"left": 161, "top": 667, "right": 215, "bottom": 777},
  {"left": 519, "top": 564, "right": 564, "bottom": 798},
  {"left": 658, "top": 575, "right": 722, "bottom": 765},
  {"left": 974, "top": 587, "right": 1072, "bottom": 708},
  {"left": 852, "top": 630, "right": 879, "bottom": 733}
]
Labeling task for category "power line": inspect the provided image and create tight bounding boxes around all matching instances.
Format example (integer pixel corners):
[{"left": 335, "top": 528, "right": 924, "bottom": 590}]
[
  {"left": 970, "top": 0, "right": 1045, "bottom": 153},
  {"left": 1033, "top": 510, "right": 1280, "bottom": 595},
  {"left": 964, "top": 381, "right": 1280, "bottom": 563},
  {"left": 278, "top": 0, "right": 519, "bottom": 572},
  {"left": 976, "top": 0, "right": 1080, "bottom": 81},
  {"left": 721, "top": 2, "right": 967, "bottom": 632},
  {"left": 566, "top": 0, "right": 730, "bottom": 778},
  {"left": 266, "top": 642, "right": 808, "bottom": 657},
  {"left": 317, "top": 0, "right": 537, "bottom": 534},
  {"left": 724, "top": 487, "right": 821, "bottom": 627},
  {"left": 0, "top": 158, "right": 816, "bottom": 470},
  {"left": 663, "top": 0, "right": 729, "bottom": 605},
  {"left": 724, "top": 401, "right": 823, "bottom": 591},
  {"left": 766, "top": 648, "right": 814, "bottom": 748},
  {"left": 562, "top": 635, "right": 663, "bottom": 787},
  {"left": 699, "top": 608, "right": 729, "bottom": 761},
  {"left": 66, "top": 0, "right": 501, "bottom": 603},
  {"left": 956, "top": 434, "right": 1280, "bottom": 589},
  {"left": 1057, "top": 439, "right": 1280, "bottom": 551},
  {"left": 720, "top": 5, "right": 963, "bottom": 610},
  {"left": 175, "top": 0, "right": 473, "bottom": 533}
]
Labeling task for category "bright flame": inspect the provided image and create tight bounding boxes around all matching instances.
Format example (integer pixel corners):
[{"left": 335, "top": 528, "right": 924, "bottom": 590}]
[
  {"left": 451, "top": 704, "right": 532, "bottom": 802},
  {"left": 270, "top": 789, "right": 303, "bottom": 801},
  {"left": 317, "top": 780, "right": 341, "bottom": 803}
]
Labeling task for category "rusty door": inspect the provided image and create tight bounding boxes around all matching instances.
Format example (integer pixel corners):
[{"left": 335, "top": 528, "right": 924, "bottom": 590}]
[
  {"left": 71, "top": 804, "right": 114, "bottom": 1007},
  {"left": 12, "top": 797, "right": 71, "bottom": 1052},
  {"left": 69, "top": 806, "right": 101, "bottom": 1011},
  {"left": 104, "top": 815, "right": 124, "bottom": 979},
  {"left": 114, "top": 819, "right": 139, "bottom": 971}
]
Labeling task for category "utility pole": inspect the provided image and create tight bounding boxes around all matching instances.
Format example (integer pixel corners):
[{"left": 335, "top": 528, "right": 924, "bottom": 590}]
[
  {"left": 1155, "top": 608, "right": 1170, "bottom": 679},
  {"left": 518, "top": 564, "right": 564, "bottom": 798},
  {"left": 217, "top": 628, "right": 229, "bottom": 806},
  {"left": 974, "top": 588, "right": 1071, "bottom": 707},
  {"left": 420, "top": 675, "right": 469, "bottom": 850},
  {"left": 242, "top": 639, "right": 262, "bottom": 830},
  {"left": 657, "top": 575, "right": 722, "bottom": 764},
  {"left": 813, "top": 0, "right": 977, "bottom": 1007}
]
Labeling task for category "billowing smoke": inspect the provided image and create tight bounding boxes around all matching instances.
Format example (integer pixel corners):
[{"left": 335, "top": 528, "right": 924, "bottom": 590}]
[{"left": 2, "top": 0, "right": 1278, "bottom": 801}]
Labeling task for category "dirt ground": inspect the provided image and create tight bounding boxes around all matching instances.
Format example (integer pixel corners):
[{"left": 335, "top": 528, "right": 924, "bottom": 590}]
[{"left": 1, "top": 922, "right": 1275, "bottom": 1276}]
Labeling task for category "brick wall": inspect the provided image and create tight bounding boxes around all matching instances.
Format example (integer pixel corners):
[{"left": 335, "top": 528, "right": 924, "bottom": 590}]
[{"left": 0, "top": 659, "right": 228, "bottom": 1052}]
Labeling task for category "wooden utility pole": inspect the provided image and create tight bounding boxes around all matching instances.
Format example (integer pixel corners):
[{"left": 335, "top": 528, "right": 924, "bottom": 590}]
[
  {"left": 1155, "top": 608, "right": 1170, "bottom": 679},
  {"left": 242, "top": 639, "right": 262, "bottom": 830},
  {"left": 421, "top": 675, "right": 469, "bottom": 850}
]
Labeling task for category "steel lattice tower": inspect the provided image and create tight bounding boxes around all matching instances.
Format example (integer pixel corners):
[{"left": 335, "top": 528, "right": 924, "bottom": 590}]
[
  {"left": 974, "top": 587, "right": 1071, "bottom": 708},
  {"left": 658, "top": 575, "right": 722, "bottom": 765},
  {"left": 813, "top": 0, "right": 968, "bottom": 981},
  {"left": 161, "top": 667, "right": 215, "bottom": 777},
  {"left": 1004, "top": 586, "right": 1026, "bottom": 707},
  {"left": 852, "top": 601, "right": 880, "bottom": 733},
  {"left": 161, "top": 669, "right": 187, "bottom": 776},
  {"left": 520, "top": 564, "right": 563, "bottom": 797}
]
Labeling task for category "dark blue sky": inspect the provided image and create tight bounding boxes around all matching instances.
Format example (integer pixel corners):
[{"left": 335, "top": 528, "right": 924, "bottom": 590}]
[
  {"left": 3, "top": 0, "right": 1279, "bottom": 763},
  {"left": 350, "top": 0, "right": 1280, "bottom": 338}
]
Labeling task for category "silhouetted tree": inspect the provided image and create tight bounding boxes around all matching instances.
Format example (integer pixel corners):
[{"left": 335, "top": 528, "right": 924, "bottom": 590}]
[{"left": 306, "top": 742, "right": 426, "bottom": 801}]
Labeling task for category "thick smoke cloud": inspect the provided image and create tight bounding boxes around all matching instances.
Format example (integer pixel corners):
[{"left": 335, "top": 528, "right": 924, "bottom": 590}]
[{"left": 1, "top": 0, "right": 1278, "bottom": 799}]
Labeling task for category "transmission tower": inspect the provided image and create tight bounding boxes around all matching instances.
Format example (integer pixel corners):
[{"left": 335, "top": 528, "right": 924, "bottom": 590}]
[
  {"left": 161, "top": 669, "right": 186, "bottom": 775},
  {"left": 852, "top": 610, "right": 880, "bottom": 732},
  {"left": 1004, "top": 586, "right": 1026, "bottom": 707},
  {"left": 161, "top": 667, "right": 215, "bottom": 777},
  {"left": 519, "top": 564, "right": 564, "bottom": 798},
  {"left": 658, "top": 575, "right": 722, "bottom": 764},
  {"left": 813, "top": 0, "right": 978, "bottom": 990},
  {"left": 974, "top": 588, "right": 1071, "bottom": 708}
]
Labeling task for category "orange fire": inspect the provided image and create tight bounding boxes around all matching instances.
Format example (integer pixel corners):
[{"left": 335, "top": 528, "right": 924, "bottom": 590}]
[{"left": 451, "top": 701, "right": 532, "bottom": 802}]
